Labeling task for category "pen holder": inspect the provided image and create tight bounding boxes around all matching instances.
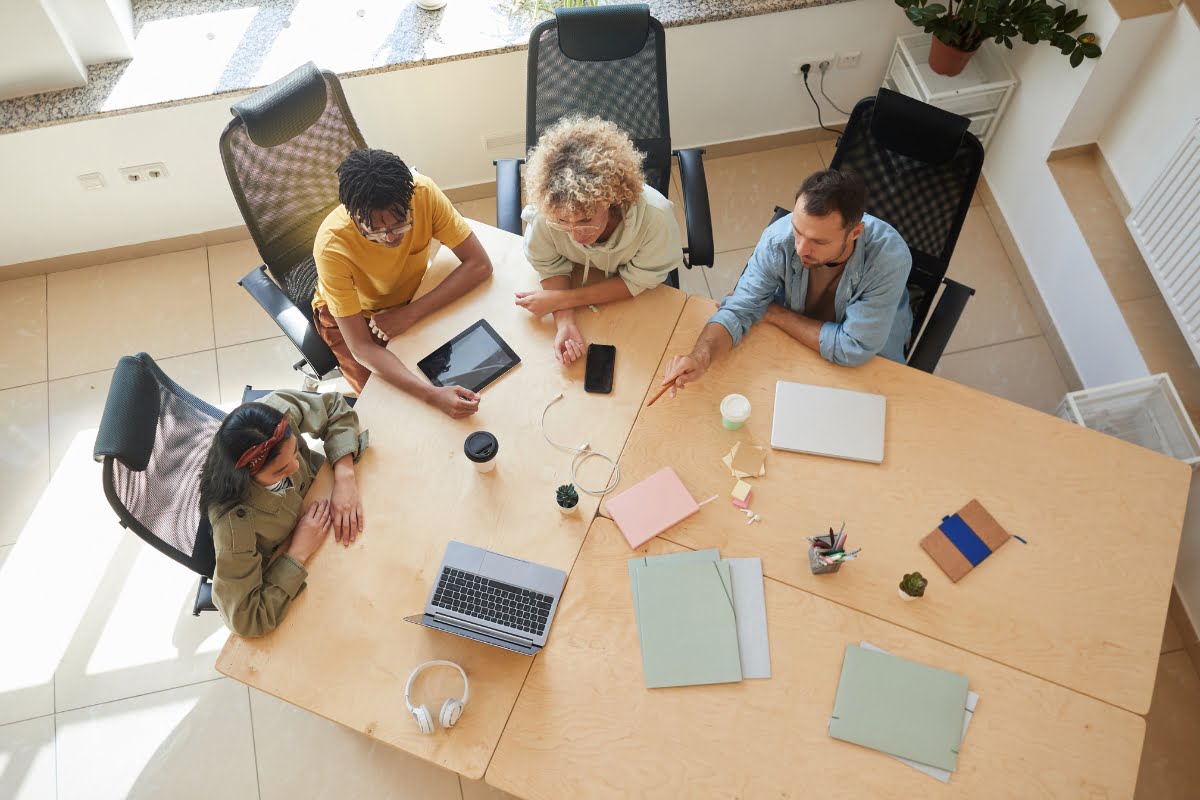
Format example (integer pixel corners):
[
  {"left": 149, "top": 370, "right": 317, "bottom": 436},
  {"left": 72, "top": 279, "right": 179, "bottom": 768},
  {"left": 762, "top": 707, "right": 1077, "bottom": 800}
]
[{"left": 809, "top": 546, "right": 842, "bottom": 575}]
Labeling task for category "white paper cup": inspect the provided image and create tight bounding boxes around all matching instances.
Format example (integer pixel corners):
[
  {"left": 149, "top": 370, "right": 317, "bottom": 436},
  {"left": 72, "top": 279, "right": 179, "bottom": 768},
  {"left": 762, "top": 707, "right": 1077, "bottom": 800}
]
[
  {"left": 464, "top": 431, "right": 498, "bottom": 473},
  {"left": 720, "top": 394, "right": 751, "bottom": 430}
]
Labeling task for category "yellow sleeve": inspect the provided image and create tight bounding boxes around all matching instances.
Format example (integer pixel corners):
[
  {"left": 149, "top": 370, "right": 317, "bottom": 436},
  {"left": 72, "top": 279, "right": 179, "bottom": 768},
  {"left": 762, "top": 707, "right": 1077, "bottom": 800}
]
[
  {"left": 314, "top": 241, "right": 363, "bottom": 318},
  {"left": 424, "top": 178, "right": 473, "bottom": 249}
]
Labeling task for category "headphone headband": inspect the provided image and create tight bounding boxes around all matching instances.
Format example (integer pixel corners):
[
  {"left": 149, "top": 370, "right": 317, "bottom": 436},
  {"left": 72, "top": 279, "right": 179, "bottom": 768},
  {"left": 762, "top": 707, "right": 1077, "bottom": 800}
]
[{"left": 404, "top": 660, "right": 469, "bottom": 713}]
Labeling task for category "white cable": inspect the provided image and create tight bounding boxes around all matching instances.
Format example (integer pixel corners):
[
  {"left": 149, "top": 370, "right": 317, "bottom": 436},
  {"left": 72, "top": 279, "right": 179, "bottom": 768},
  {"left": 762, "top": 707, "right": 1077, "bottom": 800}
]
[{"left": 540, "top": 393, "right": 621, "bottom": 496}]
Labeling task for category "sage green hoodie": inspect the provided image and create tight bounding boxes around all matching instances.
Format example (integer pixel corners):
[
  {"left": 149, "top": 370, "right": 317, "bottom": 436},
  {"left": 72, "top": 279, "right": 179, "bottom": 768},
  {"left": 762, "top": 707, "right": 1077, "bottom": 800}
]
[{"left": 521, "top": 184, "right": 684, "bottom": 294}]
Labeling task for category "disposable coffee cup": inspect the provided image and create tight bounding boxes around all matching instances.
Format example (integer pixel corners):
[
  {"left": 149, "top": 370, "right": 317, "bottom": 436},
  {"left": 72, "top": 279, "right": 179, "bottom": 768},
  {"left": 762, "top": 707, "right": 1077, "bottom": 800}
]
[
  {"left": 464, "top": 431, "right": 498, "bottom": 473},
  {"left": 720, "top": 394, "right": 751, "bottom": 430}
]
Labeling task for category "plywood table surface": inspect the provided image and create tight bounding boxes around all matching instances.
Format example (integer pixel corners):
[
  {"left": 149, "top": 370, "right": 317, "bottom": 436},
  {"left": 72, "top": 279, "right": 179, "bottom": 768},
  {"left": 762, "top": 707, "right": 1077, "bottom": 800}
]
[
  {"left": 216, "top": 221, "right": 686, "bottom": 777},
  {"left": 487, "top": 520, "right": 1145, "bottom": 799},
  {"left": 615, "top": 296, "right": 1190, "bottom": 715}
]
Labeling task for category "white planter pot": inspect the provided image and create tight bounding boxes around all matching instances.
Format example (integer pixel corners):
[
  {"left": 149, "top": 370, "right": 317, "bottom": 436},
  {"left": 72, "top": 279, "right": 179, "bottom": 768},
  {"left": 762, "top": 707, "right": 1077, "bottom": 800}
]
[
  {"left": 898, "top": 587, "right": 921, "bottom": 601},
  {"left": 556, "top": 500, "right": 579, "bottom": 515}
]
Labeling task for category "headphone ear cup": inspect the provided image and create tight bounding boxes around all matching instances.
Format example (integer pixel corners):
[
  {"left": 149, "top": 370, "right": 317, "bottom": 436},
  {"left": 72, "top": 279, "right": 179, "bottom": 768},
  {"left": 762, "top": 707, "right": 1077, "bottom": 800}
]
[
  {"left": 412, "top": 704, "right": 435, "bottom": 735},
  {"left": 439, "top": 698, "right": 464, "bottom": 729}
]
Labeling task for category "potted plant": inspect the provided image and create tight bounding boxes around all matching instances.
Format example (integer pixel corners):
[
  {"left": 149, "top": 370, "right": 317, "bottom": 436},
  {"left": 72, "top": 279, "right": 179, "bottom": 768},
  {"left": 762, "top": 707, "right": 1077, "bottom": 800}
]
[
  {"left": 899, "top": 572, "right": 928, "bottom": 601},
  {"left": 555, "top": 483, "right": 580, "bottom": 515},
  {"left": 893, "top": 0, "right": 1102, "bottom": 77}
]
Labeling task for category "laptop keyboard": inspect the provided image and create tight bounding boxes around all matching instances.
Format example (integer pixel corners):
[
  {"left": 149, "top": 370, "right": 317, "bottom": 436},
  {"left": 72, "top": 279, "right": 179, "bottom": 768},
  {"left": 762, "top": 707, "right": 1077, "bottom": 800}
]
[{"left": 432, "top": 567, "right": 552, "bottom": 637}]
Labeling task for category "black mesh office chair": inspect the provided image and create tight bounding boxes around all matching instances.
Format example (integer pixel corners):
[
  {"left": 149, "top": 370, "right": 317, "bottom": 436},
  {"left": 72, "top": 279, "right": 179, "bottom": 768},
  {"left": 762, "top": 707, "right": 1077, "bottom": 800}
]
[
  {"left": 829, "top": 88, "right": 983, "bottom": 372},
  {"left": 93, "top": 353, "right": 224, "bottom": 616},
  {"left": 219, "top": 62, "right": 368, "bottom": 384},
  {"left": 495, "top": 4, "right": 714, "bottom": 288}
]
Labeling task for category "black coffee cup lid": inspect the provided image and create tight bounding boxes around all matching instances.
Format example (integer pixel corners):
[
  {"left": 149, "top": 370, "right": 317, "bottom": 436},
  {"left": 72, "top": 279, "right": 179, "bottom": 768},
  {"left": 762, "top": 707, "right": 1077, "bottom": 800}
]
[{"left": 464, "top": 431, "right": 498, "bottom": 462}]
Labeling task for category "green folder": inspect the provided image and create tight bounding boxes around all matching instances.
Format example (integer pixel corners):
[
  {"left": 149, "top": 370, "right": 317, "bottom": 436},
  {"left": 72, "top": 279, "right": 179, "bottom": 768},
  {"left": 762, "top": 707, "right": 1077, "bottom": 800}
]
[
  {"left": 828, "top": 644, "right": 969, "bottom": 772},
  {"left": 634, "top": 560, "right": 743, "bottom": 689}
]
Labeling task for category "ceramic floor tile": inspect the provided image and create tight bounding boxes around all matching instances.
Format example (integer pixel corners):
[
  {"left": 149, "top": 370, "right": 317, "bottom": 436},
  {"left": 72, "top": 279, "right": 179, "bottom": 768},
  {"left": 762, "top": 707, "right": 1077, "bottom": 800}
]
[
  {"left": 47, "top": 248, "right": 215, "bottom": 380},
  {"left": 250, "top": 689, "right": 462, "bottom": 800},
  {"left": 1120, "top": 295, "right": 1200, "bottom": 425},
  {"left": 0, "top": 538, "right": 55, "bottom": 726},
  {"left": 1051, "top": 154, "right": 1160, "bottom": 303},
  {"left": 942, "top": 208, "right": 1042, "bottom": 354},
  {"left": 707, "top": 247, "right": 755, "bottom": 302},
  {"left": 455, "top": 197, "right": 498, "bottom": 229},
  {"left": 55, "top": 678, "right": 257, "bottom": 800},
  {"left": 0, "top": 383, "right": 49, "bottom": 547},
  {"left": 52, "top": 530, "right": 230, "bottom": 713},
  {"left": 935, "top": 336, "right": 1069, "bottom": 414},
  {"left": 1135, "top": 651, "right": 1200, "bottom": 799},
  {"left": 0, "top": 714, "right": 56, "bottom": 800},
  {"left": 208, "top": 238, "right": 283, "bottom": 348},
  {"left": 1163, "top": 613, "right": 1185, "bottom": 654},
  {"left": 47, "top": 350, "right": 220, "bottom": 472},
  {"left": 0, "top": 275, "right": 48, "bottom": 388},
  {"left": 687, "top": 144, "right": 824, "bottom": 254},
  {"left": 816, "top": 138, "right": 837, "bottom": 168},
  {"left": 463, "top": 777, "right": 519, "bottom": 800},
  {"left": 677, "top": 262, "right": 711, "bottom": 299},
  {"left": 215, "top": 337, "right": 305, "bottom": 405}
]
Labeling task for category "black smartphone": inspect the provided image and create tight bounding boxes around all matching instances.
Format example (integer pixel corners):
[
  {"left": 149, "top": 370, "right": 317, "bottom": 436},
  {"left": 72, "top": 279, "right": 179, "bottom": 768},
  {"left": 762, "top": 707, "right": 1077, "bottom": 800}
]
[{"left": 584, "top": 344, "right": 616, "bottom": 394}]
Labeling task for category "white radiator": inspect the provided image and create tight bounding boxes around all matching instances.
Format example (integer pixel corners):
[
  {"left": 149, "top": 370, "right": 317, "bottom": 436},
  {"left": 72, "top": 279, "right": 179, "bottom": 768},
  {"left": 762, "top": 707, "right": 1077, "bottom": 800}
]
[{"left": 1127, "top": 123, "right": 1200, "bottom": 365}]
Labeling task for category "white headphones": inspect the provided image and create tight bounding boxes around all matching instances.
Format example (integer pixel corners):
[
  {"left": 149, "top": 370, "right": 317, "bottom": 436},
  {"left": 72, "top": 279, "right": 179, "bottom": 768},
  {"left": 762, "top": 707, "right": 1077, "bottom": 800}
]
[{"left": 404, "top": 660, "right": 469, "bottom": 735}]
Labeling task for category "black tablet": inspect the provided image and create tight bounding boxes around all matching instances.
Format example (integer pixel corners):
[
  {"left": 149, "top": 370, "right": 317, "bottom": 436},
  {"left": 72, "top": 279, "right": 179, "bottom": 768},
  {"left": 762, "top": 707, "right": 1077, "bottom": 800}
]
[{"left": 416, "top": 319, "right": 521, "bottom": 394}]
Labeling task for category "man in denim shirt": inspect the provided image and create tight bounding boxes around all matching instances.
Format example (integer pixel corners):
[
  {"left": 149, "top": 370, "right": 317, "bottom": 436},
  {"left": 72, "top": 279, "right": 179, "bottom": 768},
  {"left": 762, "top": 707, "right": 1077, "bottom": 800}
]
[{"left": 662, "top": 169, "right": 912, "bottom": 394}]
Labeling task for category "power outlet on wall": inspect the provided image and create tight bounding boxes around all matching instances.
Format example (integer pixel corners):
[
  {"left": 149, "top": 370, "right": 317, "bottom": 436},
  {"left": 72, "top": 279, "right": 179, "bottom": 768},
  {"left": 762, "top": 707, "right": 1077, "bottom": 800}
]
[
  {"left": 119, "top": 162, "right": 169, "bottom": 184},
  {"left": 836, "top": 51, "right": 862, "bottom": 69},
  {"left": 793, "top": 55, "right": 835, "bottom": 76}
]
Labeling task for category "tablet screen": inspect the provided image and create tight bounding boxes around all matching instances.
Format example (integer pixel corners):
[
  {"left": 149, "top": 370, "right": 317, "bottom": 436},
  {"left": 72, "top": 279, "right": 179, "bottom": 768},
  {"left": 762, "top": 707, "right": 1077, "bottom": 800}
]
[{"left": 416, "top": 320, "right": 520, "bottom": 394}]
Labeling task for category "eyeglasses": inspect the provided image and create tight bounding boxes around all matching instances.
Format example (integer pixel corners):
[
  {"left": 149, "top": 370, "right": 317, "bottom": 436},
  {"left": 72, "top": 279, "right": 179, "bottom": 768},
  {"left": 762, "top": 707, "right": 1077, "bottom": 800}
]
[
  {"left": 357, "top": 209, "right": 413, "bottom": 243},
  {"left": 545, "top": 210, "right": 606, "bottom": 235}
]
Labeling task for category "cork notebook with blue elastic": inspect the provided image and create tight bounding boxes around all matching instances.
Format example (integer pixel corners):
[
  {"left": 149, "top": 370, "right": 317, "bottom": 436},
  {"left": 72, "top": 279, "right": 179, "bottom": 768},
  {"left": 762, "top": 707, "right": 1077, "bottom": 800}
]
[{"left": 920, "top": 499, "right": 1011, "bottom": 582}]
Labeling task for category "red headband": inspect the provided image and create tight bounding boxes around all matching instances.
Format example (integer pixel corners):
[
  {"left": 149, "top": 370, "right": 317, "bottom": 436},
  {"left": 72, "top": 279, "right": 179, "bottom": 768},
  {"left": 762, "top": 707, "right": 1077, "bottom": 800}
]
[{"left": 235, "top": 416, "right": 290, "bottom": 474}]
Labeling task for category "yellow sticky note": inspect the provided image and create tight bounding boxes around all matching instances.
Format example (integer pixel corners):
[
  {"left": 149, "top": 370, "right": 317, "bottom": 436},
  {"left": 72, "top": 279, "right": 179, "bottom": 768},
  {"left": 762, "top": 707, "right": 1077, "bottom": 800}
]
[{"left": 731, "top": 480, "right": 752, "bottom": 502}]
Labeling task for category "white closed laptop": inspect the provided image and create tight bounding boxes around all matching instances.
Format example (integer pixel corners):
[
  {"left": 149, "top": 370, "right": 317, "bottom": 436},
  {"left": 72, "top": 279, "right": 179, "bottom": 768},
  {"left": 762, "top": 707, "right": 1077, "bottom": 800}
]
[{"left": 770, "top": 380, "right": 886, "bottom": 464}]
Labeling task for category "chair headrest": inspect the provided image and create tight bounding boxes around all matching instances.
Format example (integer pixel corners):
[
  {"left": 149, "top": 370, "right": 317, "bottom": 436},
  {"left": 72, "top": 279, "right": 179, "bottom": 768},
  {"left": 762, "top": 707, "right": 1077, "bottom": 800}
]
[
  {"left": 93, "top": 354, "right": 162, "bottom": 470},
  {"left": 556, "top": 4, "right": 651, "bottom": 61},
  {"left": 231, "top": 62, "right": 328, "bottom": 148},
  {"left": 870, "top": 88, "right": 969, "bottom": 164}
]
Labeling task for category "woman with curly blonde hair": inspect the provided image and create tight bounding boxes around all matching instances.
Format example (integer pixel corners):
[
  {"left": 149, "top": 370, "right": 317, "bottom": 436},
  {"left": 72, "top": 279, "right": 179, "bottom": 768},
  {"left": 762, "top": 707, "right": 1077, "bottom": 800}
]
[{"left": 515, "top": 116, "right": 683, "bottom": 364}]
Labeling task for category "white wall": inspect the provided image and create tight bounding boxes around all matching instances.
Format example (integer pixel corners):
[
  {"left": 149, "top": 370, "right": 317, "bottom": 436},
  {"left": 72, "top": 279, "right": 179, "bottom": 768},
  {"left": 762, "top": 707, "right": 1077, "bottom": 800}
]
[
  {"left": 0, "top": 0, "right": 914, "bottom": 269},
  {"left": 983, "top": 0, "right": 1148, "bottom": 387},
  {"left": 50, "top": 0, "right": 135, "bottom": 64},
  {"left": 0, "top": 0, "right": 87, "bottom": 101},
  {"left": 1099, "top": 6, "right": 1200, "bottom": 206}
]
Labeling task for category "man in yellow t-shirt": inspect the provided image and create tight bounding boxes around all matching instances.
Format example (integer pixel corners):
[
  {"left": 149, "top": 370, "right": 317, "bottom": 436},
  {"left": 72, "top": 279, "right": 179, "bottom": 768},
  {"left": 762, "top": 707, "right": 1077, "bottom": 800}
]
[{"left": 313, "top": 149, "right": 492, "bottom": 417}]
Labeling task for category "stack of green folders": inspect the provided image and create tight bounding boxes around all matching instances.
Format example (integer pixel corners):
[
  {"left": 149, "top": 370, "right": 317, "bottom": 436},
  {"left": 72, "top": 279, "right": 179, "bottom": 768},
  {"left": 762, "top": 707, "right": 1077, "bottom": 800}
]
[
  {"left": 627, "top": 549, "right": 771, "bottom": 689},
  {"left": 829, "top": 644, "right": 972, "bottom": 774}
]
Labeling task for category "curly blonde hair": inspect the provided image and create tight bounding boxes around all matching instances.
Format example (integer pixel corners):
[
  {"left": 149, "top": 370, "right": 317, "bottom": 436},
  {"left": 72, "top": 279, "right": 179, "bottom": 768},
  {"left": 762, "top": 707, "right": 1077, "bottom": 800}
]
[{"left": 523, "top": 116, "right": 645, "bottom": 219}]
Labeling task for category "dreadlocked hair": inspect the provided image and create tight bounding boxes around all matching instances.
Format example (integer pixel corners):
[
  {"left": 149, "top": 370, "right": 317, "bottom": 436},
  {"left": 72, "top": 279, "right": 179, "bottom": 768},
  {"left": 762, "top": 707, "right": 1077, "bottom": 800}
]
[{"left": 336, "top": 149, "right": 415, "bottom": 226}]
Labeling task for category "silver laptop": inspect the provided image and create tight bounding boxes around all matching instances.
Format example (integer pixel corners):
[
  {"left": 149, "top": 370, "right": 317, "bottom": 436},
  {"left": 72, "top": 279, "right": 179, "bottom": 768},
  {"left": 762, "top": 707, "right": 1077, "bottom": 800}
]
[
  {"left": 770, "top": 380, "right": 887, "bottom": 464},
  {"left": 405, "top": 541, "right": 568, "bottom": 656}
]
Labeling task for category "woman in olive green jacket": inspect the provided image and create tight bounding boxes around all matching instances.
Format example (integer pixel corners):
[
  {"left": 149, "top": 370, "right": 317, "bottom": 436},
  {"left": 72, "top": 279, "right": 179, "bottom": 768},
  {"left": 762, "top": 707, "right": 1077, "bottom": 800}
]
[{"left": 199, "top": 390, "right": 368, "bottom": 637}]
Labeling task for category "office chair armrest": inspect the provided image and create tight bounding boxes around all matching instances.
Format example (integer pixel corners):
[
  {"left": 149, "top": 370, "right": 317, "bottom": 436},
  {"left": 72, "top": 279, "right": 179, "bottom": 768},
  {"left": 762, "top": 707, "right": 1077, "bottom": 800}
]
[
  {"left": 494, "top": 158, "right": 525, "bottom": 235},
  {"left": 674, "top": 148, "right": 714, "bottom": 269},
  {"left": 907, "top": 277, "right": 975, "bottom": 373},
  {"left": 238, "top": 265, "right": 340, "bottom": 377}
]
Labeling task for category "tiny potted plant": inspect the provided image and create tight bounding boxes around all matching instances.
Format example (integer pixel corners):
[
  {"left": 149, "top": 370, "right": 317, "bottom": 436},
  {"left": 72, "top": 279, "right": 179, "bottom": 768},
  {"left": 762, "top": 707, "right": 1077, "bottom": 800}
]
[
  {"left": 899, "top": 572, "right": 928, "bottom": 601},
  {"left": 555, "top": 483, "right": 580, "bottom": 515}
]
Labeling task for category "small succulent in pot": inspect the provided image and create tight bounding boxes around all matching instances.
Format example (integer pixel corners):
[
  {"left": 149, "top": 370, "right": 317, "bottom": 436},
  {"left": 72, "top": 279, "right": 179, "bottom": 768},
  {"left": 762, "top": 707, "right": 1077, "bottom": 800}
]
[
  {"left": 556, "top": 483, "right": 580, "bottom": 513},
  {"left": 899, "top": 571, "right": 928, "bottom": 599}
]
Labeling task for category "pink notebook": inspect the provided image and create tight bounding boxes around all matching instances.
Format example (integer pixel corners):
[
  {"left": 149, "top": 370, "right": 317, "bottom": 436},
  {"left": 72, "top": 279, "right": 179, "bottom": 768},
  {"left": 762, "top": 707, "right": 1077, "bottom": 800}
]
[{"left": 606, "top": 467, "right": 700, "bottom": 549}]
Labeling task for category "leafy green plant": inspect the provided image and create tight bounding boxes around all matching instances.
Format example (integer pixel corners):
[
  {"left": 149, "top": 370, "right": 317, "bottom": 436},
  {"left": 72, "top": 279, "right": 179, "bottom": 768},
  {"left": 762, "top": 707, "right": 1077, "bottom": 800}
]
[
  {"left": 899, "top": 571, "right": 929, "bottom": 597},
  {"left": 893, "top": 0, "right": 1102, "bottom": 66},
  {"left": 556, "top": 483, "right": 580, "bottom": 509},
  {"left": 509, "top": 0, "right": 602, "bottom": 25}
]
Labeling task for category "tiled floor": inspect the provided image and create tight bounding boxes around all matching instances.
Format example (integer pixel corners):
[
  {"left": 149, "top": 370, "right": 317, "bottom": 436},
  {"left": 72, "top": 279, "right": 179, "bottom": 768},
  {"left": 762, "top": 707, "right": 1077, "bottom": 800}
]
[{"left": 0, "top": 140, "right": 1193, "bottom": 798}]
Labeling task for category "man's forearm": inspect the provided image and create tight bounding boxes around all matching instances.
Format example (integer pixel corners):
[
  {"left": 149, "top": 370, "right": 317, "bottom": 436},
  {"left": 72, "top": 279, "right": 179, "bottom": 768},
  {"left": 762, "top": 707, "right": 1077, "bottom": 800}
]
[
  {"left": 763, "top": 304, "right": 822, "bottom": 353},
  {"left": 404, "top": 255, "right": 492, "bottom": 323},
  {"left": 691, "top": 322, "right": 734, "bottom": 369},
  {"left": 353, "top": 346, "right": 435, "bottom": 403}
]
